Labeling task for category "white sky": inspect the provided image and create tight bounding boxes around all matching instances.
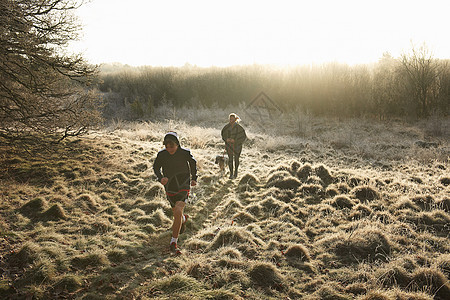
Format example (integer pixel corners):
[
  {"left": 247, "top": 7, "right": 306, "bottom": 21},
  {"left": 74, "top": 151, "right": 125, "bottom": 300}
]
[{"left": 69, "top": 0, "right": 450, "bottom": 67}]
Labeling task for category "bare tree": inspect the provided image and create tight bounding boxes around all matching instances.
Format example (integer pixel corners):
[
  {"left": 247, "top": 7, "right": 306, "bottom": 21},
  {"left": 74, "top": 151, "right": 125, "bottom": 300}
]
[
  {"left": 399, "top": 43, "right": 441, "bottom": 118},
  {"left": 0, "top": 0, "right": 101, "bottom": 144}
]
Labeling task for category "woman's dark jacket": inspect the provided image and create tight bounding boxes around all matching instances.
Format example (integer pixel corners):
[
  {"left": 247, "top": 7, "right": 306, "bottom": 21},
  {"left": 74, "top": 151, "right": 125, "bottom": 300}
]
[{"left": 221, "top": 123, "right": 247, "bottom": 153}]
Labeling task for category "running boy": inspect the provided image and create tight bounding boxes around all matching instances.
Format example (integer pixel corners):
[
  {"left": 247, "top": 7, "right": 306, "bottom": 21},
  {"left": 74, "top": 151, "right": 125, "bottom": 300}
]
[{"left": 153, "top": 132, "right": 198, "bottom": 254}]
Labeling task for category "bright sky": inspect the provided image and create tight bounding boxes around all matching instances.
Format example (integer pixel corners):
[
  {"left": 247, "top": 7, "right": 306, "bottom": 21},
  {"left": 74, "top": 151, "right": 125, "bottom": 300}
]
[{"left": 70, "top": 0, "right": 450, "bottom": 67}]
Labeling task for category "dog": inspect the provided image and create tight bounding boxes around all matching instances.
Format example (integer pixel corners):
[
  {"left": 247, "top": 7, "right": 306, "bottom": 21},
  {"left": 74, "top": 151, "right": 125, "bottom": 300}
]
[{"left": 215, "top": 155, "right": 229, "bottom": 172}]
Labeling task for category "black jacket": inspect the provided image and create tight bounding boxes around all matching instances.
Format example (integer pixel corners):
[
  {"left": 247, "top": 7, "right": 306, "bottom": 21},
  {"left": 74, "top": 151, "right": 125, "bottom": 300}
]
[{"left": 153, "top": 147, "right": 197, "bottom": 193}]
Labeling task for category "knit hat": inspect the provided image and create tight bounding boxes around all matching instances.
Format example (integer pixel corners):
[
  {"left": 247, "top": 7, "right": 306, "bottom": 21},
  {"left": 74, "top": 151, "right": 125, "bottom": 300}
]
[{"left": 163, "top": 132, "right": 180, "bottom": 145}]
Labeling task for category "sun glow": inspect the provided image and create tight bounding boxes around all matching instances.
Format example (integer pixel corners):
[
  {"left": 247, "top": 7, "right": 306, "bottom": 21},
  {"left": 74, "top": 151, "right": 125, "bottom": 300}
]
[{"left": 70, "top": 0, "right": 450, "bottom": 67}]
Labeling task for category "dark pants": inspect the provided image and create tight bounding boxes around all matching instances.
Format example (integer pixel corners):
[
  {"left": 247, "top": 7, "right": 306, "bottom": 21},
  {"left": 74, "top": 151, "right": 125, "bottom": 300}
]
[{"left": 226, "top": 143, "right": 242, "bottom": 176}]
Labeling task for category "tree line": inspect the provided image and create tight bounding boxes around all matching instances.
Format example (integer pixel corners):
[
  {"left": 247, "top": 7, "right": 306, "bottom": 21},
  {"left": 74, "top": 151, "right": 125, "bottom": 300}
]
[{"left": 99, "top": 47, "right": 449, "bottom": 120}]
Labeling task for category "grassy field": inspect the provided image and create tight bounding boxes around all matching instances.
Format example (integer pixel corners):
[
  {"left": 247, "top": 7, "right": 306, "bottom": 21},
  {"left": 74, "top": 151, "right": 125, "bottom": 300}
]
[{"left": 1, "top": 110, "right": 449, "bottom": 299}]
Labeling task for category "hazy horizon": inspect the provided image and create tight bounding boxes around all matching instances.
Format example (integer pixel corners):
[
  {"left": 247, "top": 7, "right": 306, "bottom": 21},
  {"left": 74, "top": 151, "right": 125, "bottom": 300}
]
[{"left": 70, "top": 0, "right": 450, "bottom": 67}]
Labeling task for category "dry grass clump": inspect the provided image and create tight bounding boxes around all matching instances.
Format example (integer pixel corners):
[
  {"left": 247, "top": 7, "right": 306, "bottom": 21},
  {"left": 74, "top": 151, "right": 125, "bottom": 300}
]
[
  {"left": 299, "top": 183, "right": 324, "bottom": 200},
  {"left": 248, "top": 261, "right": 284, "bottom": 290},
  {"left": 266, "top": 173, "right": 301, "bottom": 190},
  {"left": 144, "top": 183, "right": 166, "bottom": 198},
  {"left": 349, "top": 204, "right": 373, "bottom": 219},
  {"left": 136, "top": 198, "right": 171, "bottom": 216},
  {"left": 54, "top": 274, "right": 84, "bottom": 293},
  {"left": 283, "top": 244, "right": 310, "bottom": 261},
  {"left": 410, "top": 267, "right": 450, "bottom": 299},
  {"left": 75, "top": 193, "right": 100, "bottom": 212},
  {"left": 317, "top": 226, "right": 392, "bottom": 264},
  {"left": 296, "top": 163, "right": 312, "bottom": 181},
  {"left": 325, "top": 185, "right": 339, "bottom": 197},
  {"left": 352, "top": 185, "right": 380, "bottom": 202},
  {"left": 411, "top": 195, "right": 435, "bottom": 210},
  {"left": 208, "top": 226, "right": 263, "bottom": 251},
  {"left": 41, "top": 204, "right": 67, "bottom": 221},
  {"left": 376, "top": 265, "right": 412, "bottom": 289},
  {"left": 217, "top": 246, "right": 243, "bottom": 259},
  {"left": 331, "top": 195, "right": 355, "bottom": 209},
  {"left": 19, "top": 198, "right": 46, "bottom": 216},
  {"left": 394, "top": 198, "right": 421, "bottom": 211},
  {"left": 219, "top": 198, "right": 244, "bottom": 218},
  {"left": 313, "top": 285, "right": 350, "bottom": 300},
  {"left": 439, "top": 177, "right": 450, "bottom": 186},
  {"left": 232, "top": 211, "right": 257, "bottom": 225},
  {"left": 436, "top": 197, "right": 450, "bottom": 212},
  {"left": 148, "top": 208, "right": 172, "bottom": 227},
  {"left": 260, "top": 196, "right": 293, "bottom": 217},
  {"left": 11, "top": 242, "right": 41, "bottom": 267},
  {"left": 186, "top": 260, "right": 215, "bottom": 281},
  {"left": 149, "top": 273, "right": 204, "bottom": 295},
  {"left": 238, "top": 173, "right": 260, "bottom": 187},
  {"left": 290, "top": 160, "right": 302, "bottom": 173},
  {"left": 262, "top": 220, "right": 308, "bottom": 244},
  {"left": 315, "top": 164, "right": 334, "bottom": 185},
  {"left": 71, "top": 252, "right": 110, "bottom": 270}
]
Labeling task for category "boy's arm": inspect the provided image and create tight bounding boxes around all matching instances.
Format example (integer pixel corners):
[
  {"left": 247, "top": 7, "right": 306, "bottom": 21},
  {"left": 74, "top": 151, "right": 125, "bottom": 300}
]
[
  {"left": 152, "top": 153, "right": 163, "bottom": 182},
  {"left": 187, "top": 150, "right": 198, "bottom": 181}
]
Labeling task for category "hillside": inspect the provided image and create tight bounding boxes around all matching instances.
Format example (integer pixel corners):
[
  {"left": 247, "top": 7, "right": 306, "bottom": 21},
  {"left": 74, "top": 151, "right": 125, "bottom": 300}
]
[{"left": 1, "top": 114, "right": 449, "bottom": 299}]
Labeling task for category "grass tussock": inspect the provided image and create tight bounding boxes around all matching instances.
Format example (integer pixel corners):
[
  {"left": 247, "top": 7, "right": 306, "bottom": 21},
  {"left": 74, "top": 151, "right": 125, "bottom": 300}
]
[
  {"left": 353, "top": 185, "right": 380, "bottom": 202},
  {"left": 317, "top": 225, "right": 392, "bottom": 264},
  {"left": 248, "top": 261, "right": 284, "bottom": 290},
  {"left": 208, "top": 226, "right": 263, "bottom": 250}
]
